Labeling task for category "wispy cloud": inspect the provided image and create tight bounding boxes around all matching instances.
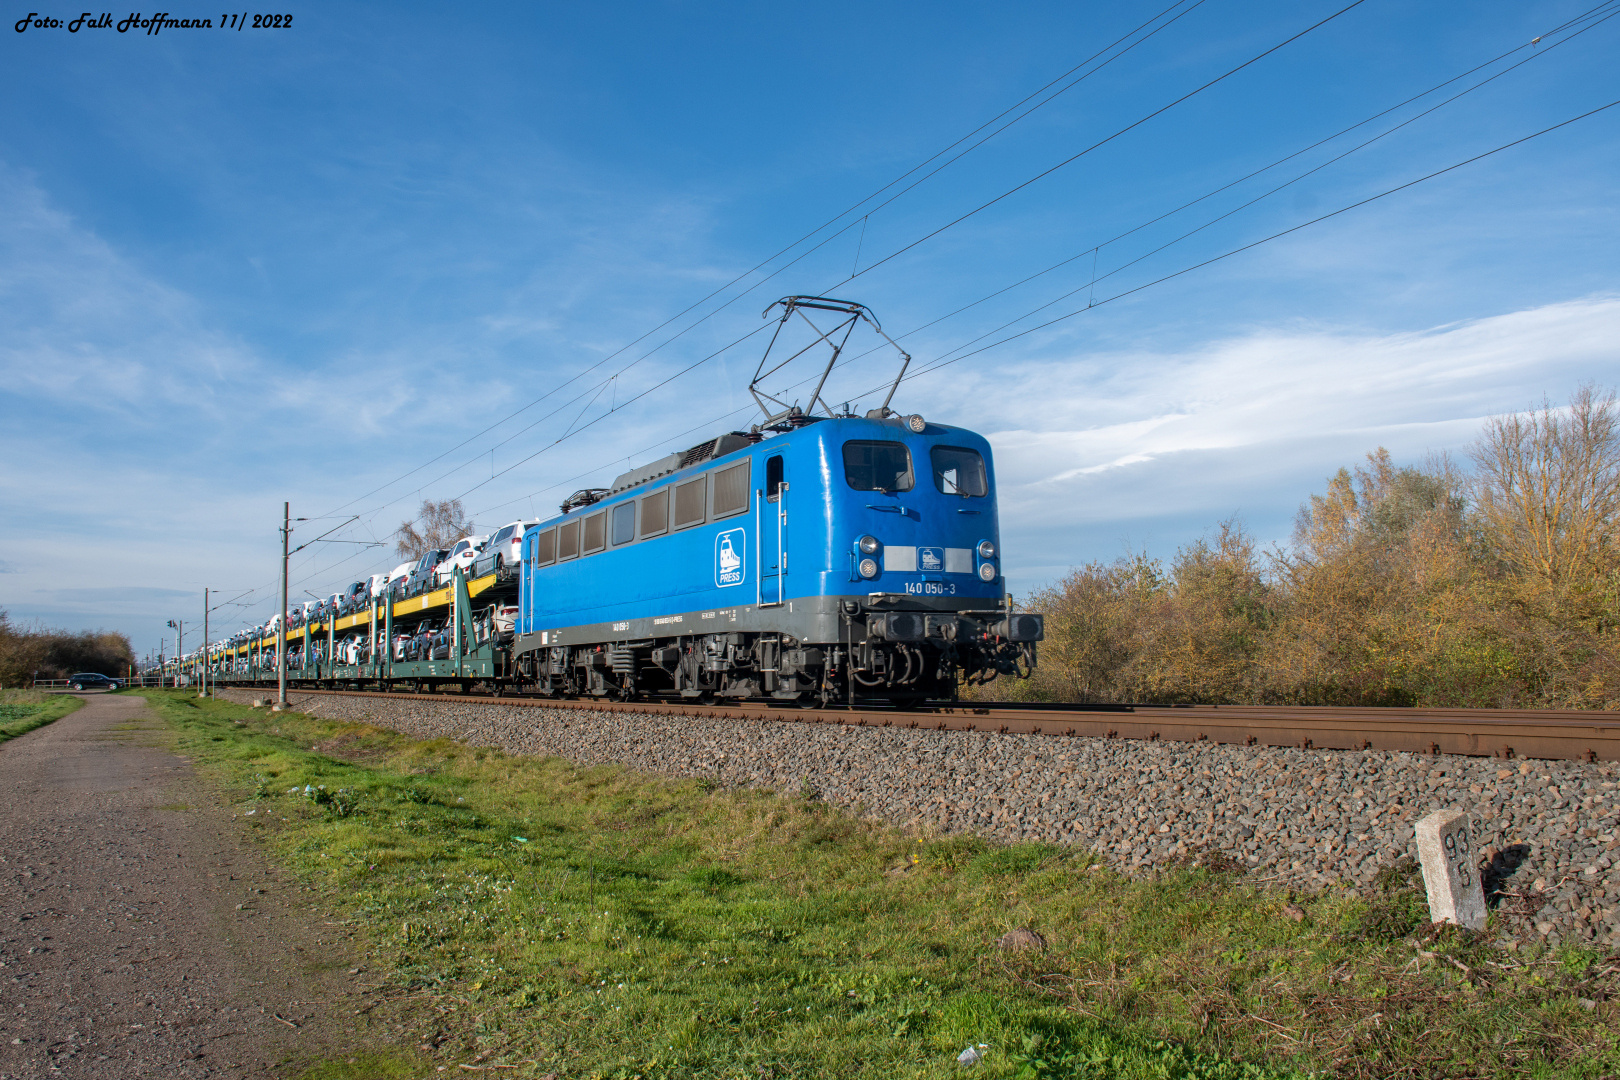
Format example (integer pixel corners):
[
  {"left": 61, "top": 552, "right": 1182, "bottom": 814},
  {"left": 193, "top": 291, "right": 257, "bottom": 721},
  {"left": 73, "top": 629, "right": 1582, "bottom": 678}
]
[
  {"left": 905, "top": 296, "right": 1620, "bottom": 579},
  {"left": 0, "top": 165, "right": 257, "bottom": 412}
]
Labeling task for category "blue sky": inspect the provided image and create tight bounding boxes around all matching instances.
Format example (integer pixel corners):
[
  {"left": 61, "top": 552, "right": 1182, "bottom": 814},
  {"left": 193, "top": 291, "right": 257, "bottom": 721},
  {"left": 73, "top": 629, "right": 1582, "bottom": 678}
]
[{"left": 2, "top": 0, "right": 1617, "bottom": 658}]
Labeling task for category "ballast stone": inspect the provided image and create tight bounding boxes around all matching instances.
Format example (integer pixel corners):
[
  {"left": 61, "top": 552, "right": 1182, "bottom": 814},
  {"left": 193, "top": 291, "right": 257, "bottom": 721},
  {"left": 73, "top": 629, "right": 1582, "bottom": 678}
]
[
  {"left": 215, "top": 688, "right": 1620, "bottom": 944},
  {"left": 1416, "top": 807, "right": 1487, "bottom": 930}
]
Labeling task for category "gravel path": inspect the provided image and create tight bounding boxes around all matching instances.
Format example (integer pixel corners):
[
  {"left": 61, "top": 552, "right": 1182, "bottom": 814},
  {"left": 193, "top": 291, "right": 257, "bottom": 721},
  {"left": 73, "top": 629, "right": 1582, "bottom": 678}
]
[
  {"left": 230, "top": 690, "right": 1620, "bottom": 949},
  {"left": 0, "top": 692, "right": 389, "bottom": 1079}
]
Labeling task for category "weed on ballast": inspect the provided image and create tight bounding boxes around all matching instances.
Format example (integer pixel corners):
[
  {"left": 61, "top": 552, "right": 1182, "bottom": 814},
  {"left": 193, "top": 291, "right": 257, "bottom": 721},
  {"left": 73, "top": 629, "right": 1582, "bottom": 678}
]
[{"left": 139, "top": 691, "right": 1620, "bottom": 1079}]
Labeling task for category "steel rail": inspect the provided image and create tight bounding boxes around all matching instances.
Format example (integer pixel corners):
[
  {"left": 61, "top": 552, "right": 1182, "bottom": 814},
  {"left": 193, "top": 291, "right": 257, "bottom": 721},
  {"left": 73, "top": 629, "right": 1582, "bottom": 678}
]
[{"left": 237, "top": 687, "right": 1620, "bottom": 763}]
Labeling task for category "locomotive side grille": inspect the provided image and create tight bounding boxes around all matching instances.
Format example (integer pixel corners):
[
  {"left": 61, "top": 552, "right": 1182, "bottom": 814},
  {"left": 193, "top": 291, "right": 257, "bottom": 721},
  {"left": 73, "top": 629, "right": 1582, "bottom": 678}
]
[
  {"left": 640, "top": 489, "right": 669, "bottom": 537},
  {"left": 582, "top": 511, "right": 606, "bottom": 553},
  {"left": 712, "top": 461, "right": 750, "bottom": 517},
  {"left": 675, "top": 476, "right": 707, "bottom": 529},
  {"left": 534, "top": 528, "right": 556, "bottom": 566},
  {"left": 557, "top": 519, "right": 580, "bottom": 560}
]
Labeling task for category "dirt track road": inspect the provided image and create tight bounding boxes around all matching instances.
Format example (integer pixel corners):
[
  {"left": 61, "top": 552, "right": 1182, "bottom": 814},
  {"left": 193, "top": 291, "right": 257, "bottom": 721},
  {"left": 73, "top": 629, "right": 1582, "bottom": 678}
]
[{"left": 0, "top": 693, "right": 367, "bottom": 1078}]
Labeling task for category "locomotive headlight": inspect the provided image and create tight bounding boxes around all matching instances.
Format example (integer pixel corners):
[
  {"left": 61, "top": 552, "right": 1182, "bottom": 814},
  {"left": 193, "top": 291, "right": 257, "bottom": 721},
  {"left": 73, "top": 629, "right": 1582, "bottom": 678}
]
[
  {"left": 858, "top": 534, "right": 881, "bottom": 556},
  {"left": 858, "top": 557, "right": 880, "bottom": 579},
  {"left": 905, "top": 413, "right": 926, "bottom": 433},
  {"left": 977, "top": 562, "right": 997, "bottom": 582},
  {"left": 977, "top": 540, "right": 996, "bottom": 559}
]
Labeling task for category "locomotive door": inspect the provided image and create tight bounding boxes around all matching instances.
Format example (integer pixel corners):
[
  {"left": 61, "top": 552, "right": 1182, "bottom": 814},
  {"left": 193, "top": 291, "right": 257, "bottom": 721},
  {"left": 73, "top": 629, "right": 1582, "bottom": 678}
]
[{"left": 759, "top": 454, "right": 787, "bottom": 606}]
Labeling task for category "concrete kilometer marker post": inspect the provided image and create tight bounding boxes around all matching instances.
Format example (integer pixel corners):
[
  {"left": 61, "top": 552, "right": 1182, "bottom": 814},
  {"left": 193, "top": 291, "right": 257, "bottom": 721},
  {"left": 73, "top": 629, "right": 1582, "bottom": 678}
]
[{"left": 1415, "top": 808, "right": 1486, "bottom": 930}]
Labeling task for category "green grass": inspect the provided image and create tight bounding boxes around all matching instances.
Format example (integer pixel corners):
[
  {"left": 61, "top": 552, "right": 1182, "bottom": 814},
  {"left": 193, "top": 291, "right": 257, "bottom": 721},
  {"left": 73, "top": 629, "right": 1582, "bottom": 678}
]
[
  {"left": 295, "top": 1050, "right": 422, "bottom": 1080},
  {"left": 139, "top": 691, "right": 1620, "bottom": 1079},
  {"left": 0, "top": 688, "right": 83, "bottom": 743}
]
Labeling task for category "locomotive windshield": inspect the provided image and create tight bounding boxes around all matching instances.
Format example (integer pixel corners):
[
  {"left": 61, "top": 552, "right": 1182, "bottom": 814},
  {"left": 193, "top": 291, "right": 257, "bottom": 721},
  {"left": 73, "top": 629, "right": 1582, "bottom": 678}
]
[
  {"left": 843, "top": 440, "right": 914, "bottom": 493},
  {"left": 930, "top": 445, "right": 987, "bottom": 497}
]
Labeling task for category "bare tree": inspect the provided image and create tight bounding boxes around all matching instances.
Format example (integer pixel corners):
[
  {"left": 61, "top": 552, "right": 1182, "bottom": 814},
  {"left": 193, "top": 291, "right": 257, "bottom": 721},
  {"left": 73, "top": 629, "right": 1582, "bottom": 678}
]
[
  {"left": 395, "top": 498, "right": 472, "bottom": 559},
  {"left": 1470, "top": 384, "right": 1620, "bottom": 586}
]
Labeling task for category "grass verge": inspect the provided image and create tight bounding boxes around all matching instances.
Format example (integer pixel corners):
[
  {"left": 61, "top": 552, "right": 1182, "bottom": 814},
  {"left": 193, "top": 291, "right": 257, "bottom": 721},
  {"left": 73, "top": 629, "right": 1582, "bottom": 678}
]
[
  {"left": 141, "top": 690, "right": 1620, "bottom": 1079},
  {"left": 0, "top": 688, "right": 84, "bottom": 744}
]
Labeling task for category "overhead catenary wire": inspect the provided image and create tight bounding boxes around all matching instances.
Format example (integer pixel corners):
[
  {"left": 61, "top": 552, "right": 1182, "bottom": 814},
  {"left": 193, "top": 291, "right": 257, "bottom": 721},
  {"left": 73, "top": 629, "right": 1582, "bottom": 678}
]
[
  {"left": 898, "top": 96, "right": 1620, "bottom": 385},
  {"left": 819, "top": 0, "right": 1372, "bottom": 292},
  {"left": 213, "top": 6, "right": 1614, "bottom": 627},
  {"left": 303, "top": 0, "right": 1349, "bottom": 550},
  {"left": 313, "top": 0, "right": 1207, "bottom": 526},
  {"left": 680, "top": 0, "right": 1620, "bottom": 405},
  {"left": 319, "top": 0, "right": 1620, "bottom": 547},
  {"left": 403, "top": 0, "right": 1377, "bottom": 521},
  {"left": 830, "top": 0, "right": 1620, "bottom": 355},
  {"left": 912, "top": 7, "right": 1620, "bottom": 372},
  {"left": 485, "top": 6, "right": 1620, "bottom": 517},
  {"left": 325, "top": 4, "right": 1607, "bottom": 573},
  {"left": 482, "top": 86, "right": 1620, "bottom": 523}
]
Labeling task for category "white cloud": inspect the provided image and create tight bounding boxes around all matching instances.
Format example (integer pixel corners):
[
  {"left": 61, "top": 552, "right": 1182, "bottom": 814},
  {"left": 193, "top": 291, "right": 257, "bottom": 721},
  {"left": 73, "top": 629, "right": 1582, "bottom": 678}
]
[{"left": 902, "top": 296, "right": 1620, "bottom": 580}]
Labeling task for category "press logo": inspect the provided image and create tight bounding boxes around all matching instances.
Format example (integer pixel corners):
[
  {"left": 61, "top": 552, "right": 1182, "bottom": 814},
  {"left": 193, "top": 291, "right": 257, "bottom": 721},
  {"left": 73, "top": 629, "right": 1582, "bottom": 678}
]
[
  {"left": 715, "top": 529, "right": 745, "bottom": 588},
  {"left": 919, "top": 546, "right": 945, "bottom": 572}
]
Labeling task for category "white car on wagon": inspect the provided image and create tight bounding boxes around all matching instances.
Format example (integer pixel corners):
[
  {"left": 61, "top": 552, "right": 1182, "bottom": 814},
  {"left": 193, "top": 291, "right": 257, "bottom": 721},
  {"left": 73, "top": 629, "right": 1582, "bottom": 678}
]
[
  {"left": 435, "top": 534, "right": 489, "bottom": 585},
  {"left": 483, "top": 521, "right": 537, "bottom": 572}
]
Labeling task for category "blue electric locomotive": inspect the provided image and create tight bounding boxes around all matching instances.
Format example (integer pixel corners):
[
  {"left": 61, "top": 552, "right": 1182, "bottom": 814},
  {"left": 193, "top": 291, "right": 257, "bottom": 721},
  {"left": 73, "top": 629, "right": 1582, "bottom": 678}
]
[{"left": 510, "top": 297, "right": 1042, "bottom": 705}]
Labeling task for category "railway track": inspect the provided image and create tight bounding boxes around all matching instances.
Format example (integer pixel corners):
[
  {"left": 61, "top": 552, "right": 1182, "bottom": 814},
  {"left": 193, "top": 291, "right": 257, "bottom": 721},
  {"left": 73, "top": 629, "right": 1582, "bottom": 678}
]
[{"left": 241, "top": 687, "right": 1620, "bottom": 763}]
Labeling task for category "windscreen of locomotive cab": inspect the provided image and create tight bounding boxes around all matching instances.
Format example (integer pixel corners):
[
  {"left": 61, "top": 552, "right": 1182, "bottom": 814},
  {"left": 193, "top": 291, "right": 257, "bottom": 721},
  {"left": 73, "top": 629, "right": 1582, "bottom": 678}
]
[
  {"left": 930, "top": 445, "right": 987, "bottom": 497},
  {"left": 843, "top": 440, "right": 914, "bottom": 493}
]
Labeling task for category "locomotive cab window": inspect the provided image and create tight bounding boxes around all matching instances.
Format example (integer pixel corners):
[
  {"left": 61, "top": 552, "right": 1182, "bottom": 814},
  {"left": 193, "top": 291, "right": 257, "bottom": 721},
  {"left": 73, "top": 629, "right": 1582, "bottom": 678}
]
[
  {"left": 843, "top": 440, "right": 914, "bottom": 493},
  {"left": 611, "top": 502, "right": 635, "bottom": 546},
  {"left": 765, "top": 455, "right": 784, "bottom": 501},
  {"left": 930, "top": 445, "right": 988, "bottom": 497}
]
